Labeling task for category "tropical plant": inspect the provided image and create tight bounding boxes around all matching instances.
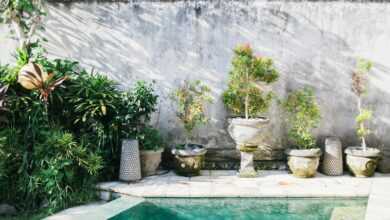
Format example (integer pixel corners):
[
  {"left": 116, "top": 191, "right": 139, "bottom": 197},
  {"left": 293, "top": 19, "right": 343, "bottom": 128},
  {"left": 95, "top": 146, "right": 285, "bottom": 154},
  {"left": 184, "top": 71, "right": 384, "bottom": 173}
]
[
  {"left": 18, "top": 62, "right": 67, "bottom": 104},
  {"left": 352, "top": 59, "right": 373, "bottom": 151},
  {"left": 172, "top": 80, "right": 213, "bottom": 144},
  {"left": 30, "top": 130, "right": 102, "bottom": 211},
  {"left": 68, "top": 72, "right": 120, "bottom": 125},
  {"left": 282, "top": 87, "right": 321, "bottom": 149},
  {"left": 137, "top": 126, "right": 164, "bottom": 151},
  {"left": 223, "top": 44, "right": 279, "bottom": 119},
  {"left": 0, "top": 0, "right": 46, "bottom": 50}
]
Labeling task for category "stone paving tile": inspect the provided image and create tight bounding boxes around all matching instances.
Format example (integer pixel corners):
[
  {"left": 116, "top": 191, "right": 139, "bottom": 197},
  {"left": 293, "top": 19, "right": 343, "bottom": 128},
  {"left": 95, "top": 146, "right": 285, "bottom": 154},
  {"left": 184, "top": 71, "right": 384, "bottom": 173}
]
[
  {"left": 365, "top": 177, "right": 390, "bottom": 220},
  {"left": 96, "top": 170, "right": 383, "bottom": 199}
]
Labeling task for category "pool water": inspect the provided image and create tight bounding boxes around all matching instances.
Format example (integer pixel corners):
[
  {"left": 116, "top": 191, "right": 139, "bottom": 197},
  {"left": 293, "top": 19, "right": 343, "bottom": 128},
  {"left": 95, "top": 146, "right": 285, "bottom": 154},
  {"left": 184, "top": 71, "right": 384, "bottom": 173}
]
[{"left": 109, "top": 198, "right": 367, "bottom": 220}]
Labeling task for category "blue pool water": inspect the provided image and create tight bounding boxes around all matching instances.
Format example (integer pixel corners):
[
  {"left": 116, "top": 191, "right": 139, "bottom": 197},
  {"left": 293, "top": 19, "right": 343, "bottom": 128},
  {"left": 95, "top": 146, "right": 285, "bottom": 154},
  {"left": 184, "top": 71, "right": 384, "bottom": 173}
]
[{"left": 109, "top": 197, "right": 367, "bottom": 220}]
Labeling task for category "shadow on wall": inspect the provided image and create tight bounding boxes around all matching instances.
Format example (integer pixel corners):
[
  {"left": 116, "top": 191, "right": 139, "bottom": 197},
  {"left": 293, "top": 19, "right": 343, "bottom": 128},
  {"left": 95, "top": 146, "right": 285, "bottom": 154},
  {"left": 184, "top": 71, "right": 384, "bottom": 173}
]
[{"left": 40, "top": 1, "right": 390, "bottom": 151}]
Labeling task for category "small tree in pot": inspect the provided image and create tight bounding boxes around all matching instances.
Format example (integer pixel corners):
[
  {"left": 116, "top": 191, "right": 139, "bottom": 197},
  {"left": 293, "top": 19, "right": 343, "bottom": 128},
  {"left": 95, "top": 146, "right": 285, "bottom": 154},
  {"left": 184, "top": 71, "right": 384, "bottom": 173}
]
[
  {"left": 223, "top": 44, "right": 279, "bottom": 177},
  {"left": 171, "top": 80, "right": 213, "bottom": 177},
  {"left": 282, "top": 88, "right": 321, "bottom": 178},
  {"left": 345, "top": 59, "right": 381, "bottom": 177}
]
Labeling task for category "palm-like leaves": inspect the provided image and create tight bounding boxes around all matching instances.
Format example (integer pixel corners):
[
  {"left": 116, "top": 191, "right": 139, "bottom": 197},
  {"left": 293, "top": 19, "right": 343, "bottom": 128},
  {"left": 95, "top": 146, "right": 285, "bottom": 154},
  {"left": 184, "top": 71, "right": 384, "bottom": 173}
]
[{"left": 18, "top": 62, "right": 67, "bottom": 103}]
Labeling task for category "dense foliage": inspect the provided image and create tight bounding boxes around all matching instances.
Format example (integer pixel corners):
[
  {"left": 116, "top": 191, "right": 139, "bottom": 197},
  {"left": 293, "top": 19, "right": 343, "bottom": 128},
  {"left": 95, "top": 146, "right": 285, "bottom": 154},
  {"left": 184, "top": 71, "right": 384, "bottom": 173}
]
[
  {"left": 0, "top": 45, "right": 158, "bottom": 214},
  {"left": 282, "top": 88, "right": 321, "bottom": 149},
  {"left": 137, "top": 126, "right": 164, "bottom": 151},
  {"left": 223, "top": 44, "right": 279, "bottom": 119},
  {"left": 352, "top": 59, "right": 373, "bottom": 150},
  {"left": 172, "top": 80, "right": 213, "bottom": 143}
]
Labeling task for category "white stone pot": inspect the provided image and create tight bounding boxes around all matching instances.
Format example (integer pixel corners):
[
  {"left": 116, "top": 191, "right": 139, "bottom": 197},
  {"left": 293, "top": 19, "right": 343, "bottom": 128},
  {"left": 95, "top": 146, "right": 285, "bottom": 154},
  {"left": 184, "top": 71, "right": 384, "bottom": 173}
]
[
  {"left": 285, "top": 148, "right": 322, "bottom": 178},
  {"left": 345, "top": 146, "right": 381, "bottom": 177},
  {"left": 228, "top": 117, "right": 269, "bottom": 177},
  {"left": 227, "top": 117, "right": 270, "bottom": 148},
  {"left": 140, "top": 149, "right": 163, "bottom": 177}
]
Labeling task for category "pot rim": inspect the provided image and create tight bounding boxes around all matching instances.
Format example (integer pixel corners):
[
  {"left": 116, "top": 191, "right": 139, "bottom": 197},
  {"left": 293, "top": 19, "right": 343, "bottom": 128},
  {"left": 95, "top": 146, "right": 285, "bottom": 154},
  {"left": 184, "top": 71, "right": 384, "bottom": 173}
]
[
  {"left": 228, "top": 116, "right": 269, "bottom": 122},
  {"left": 345, "top": 146, "right": 381, "bottom": 158},
  {"left": 285, "top": 148, "right": 322, "bottom": 157},
  {"left": 171, "top": 144, "right": 207, "bottom": 156},
  {"left": 140, "top": 149, "right": 164, "bottom": 154}
]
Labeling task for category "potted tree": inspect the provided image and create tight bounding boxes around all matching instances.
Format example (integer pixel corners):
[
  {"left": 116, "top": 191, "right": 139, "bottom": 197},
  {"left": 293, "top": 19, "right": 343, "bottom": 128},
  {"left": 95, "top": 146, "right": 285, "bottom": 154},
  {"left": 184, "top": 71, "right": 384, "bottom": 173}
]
[
  {"left": 282, "top": 88, "right": 321, "bottom": 178},
  {"left": 138, "top": 126, "right": 165, "bottom": 177},
  {"left": 171, "top": 80, "right": 213, "bottom": 177},
  {"left": 222, "top": 44, "right": 279, "bottom": 177},
  {"left": 345, "top": 59, "right": 381, "bottom": 177}
]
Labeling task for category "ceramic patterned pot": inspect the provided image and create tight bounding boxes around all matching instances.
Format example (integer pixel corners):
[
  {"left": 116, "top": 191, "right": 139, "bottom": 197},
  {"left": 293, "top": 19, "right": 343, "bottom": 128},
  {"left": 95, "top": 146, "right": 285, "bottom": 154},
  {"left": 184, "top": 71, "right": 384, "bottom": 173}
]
[
  {"left": 140, "top": 149, "right": 163, "bottom": 177},
  {"left": 172, "top": 144, "right": 207, "bottom": 177},
  {"left": 285, "top": 148, "right": 322, "bottom": 178},
  {"left": 345, "top": 146, "right": 381, "bottom": 177}
]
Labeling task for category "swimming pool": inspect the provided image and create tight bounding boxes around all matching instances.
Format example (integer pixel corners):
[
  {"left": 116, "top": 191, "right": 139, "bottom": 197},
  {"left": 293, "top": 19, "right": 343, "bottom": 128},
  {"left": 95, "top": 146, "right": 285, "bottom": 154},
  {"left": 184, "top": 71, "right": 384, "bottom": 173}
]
[{"left": 109, "top": 197, "right": 367, "bottom": 220}]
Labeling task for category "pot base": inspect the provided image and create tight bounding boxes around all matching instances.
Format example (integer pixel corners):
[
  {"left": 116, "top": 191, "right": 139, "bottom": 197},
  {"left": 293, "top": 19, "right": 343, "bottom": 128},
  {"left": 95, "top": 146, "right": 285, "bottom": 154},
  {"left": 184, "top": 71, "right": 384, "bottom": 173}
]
[{"left": 238, "top": 168, "right": 257, "bottom": 178}]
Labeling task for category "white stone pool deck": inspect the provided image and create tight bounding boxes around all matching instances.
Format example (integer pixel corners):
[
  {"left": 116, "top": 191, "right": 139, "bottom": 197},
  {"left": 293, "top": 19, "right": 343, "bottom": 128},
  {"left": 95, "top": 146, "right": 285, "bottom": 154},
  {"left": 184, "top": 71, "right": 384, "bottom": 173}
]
[
  {"left": 48, "top": 170, "right": 390, "bottom": 219},
  {"left": 97, "top": 170, "right": 384, "bottom": 198}
]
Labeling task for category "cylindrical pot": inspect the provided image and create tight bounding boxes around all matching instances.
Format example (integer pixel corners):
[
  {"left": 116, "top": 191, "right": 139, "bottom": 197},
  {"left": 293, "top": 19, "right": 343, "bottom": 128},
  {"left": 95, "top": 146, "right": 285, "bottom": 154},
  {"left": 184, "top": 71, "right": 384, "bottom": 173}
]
[
  {"left": 345, "top": 146, "right": 381, "bottom": 177},
  {"left": 172, "top": 144, "right": 207, "bottom": 177},
  {"left": 322, "top": 137, "right": 343, "bottom": 176},
  {"left": 119, "top": 139, "right": 142, "bottom": 182},
  {"left": 140, "top": 149, "right": 163, "bottom": 177},
  {"left": 227, "top": 117, "right": 270, "bottom": 148},
  {"left": 285, "top": 148, "right": 322, "bottom": 178}
]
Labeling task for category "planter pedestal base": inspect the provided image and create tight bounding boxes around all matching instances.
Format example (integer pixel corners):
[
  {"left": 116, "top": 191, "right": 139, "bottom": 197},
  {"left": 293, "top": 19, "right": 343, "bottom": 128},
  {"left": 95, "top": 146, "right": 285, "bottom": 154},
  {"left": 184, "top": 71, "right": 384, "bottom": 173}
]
[{"left": 238, "top": 146, "right": 257, "bottom": 178}]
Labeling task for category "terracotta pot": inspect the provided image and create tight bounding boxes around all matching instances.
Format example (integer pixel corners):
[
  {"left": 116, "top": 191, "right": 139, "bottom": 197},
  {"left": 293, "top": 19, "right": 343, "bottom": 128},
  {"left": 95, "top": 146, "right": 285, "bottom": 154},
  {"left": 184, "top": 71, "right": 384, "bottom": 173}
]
[
  {"left": 227, "top": 117, "right": 270, "bottom": 148},
  {"left": 285, "top": 148, "right": 322, "bottom": 178},
  {"left": 345, "top": 146, "right": 381, "bottom": 177},
  {"left": 140, "top": 149, "right": 163, "bottom": 177},
  {"left": 172, "top": 144, "right": 207, "bottom": 177}
]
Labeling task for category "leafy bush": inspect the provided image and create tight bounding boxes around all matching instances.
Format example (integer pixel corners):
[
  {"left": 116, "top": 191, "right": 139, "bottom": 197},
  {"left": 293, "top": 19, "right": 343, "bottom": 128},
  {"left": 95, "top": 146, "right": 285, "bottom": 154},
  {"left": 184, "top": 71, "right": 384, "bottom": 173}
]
[
  {"left": 118, "top": 80, "right": 158, "bottom": 137},
  {"left": 0, "top": 49, "right": 159, "bottom": 214},
  {"left": 171, "top": 80, "right": 213, "bottom": 143},
  {"left": 282, "top": 87, "right": 321, "bottom": 149},
  {"left": 137, "top": 126, "right": 164, "bottom": 151},
  {"left": 223, "top": 44, "right": 279, "bottom": 119}
]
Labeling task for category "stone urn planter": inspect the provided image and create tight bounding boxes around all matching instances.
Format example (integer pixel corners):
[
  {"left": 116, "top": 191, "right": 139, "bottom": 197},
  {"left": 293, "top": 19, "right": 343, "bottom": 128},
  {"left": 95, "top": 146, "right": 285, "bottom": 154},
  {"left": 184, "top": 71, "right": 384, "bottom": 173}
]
[
  {"left": 172, "top": 144, "right": 207, "bottom": 177},
  {"left": 228, "top": 117, "right": 269, "bottom": 177},
  {"left": 285, "top": 148, "right": 322, "bottom": 178},
  {"left": 140, "top": 149, "right": 163, "bottom": 177},
  {"left": 345, "top": 147, "right": 381, "bottom": 177}
]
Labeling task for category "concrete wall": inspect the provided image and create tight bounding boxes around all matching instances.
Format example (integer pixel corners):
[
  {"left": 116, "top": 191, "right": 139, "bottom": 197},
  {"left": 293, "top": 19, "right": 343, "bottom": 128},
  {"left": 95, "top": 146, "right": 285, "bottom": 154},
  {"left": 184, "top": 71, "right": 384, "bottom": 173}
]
[{"left": 1, "top": 1, "right": 390, "bottom": 169}]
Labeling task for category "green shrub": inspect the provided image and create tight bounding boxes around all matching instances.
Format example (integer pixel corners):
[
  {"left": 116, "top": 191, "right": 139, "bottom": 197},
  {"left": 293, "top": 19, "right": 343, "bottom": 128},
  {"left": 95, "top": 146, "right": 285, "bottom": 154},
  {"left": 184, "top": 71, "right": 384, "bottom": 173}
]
[
  {"left": 282, "top": 88, "right": 321, "bottom": 149},
  {"left": 137, "top": 126, "right": 164, "bottom": 151},
  {"left": 118, "top": 80, "right": 158, "bottom": 137},
  {"left": 223, "top": 44, "right": 279, "bottom": 119},
  {"left": 0, "top": 50, "right": 158, "bottom": 213},
  {"left": 171, "top": 80, "right": 213, "bottom": 143}
]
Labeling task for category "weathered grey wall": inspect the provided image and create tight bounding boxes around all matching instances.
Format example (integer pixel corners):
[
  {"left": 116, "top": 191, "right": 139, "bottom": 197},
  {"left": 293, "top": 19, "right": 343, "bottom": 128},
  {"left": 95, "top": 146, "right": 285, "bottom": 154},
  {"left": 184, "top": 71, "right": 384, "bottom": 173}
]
[{"left": 1, "top": 1, "right": 390, "bottom": 169}]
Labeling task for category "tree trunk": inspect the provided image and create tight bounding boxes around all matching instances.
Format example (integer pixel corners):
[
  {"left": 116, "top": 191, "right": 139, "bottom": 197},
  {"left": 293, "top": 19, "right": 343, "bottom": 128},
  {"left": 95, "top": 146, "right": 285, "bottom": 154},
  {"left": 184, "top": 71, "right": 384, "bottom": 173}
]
[{"left": 357, "top": 98, "right": 367, "bottom": 151}]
